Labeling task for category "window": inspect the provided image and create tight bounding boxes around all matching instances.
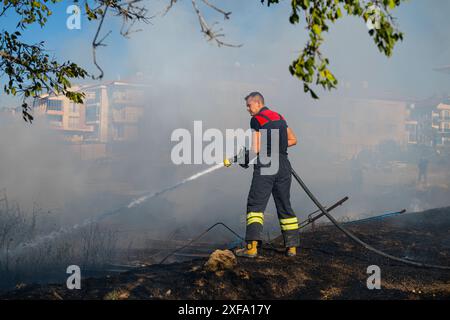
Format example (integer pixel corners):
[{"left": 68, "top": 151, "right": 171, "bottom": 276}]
[
  {"left": 47, "top": 114, "right": 62, "bottom": 124},
  {"left": 113, "top": 91, "right": 126, "bottom": 100},
  {"left": 406, "top": 123, "right": 417, "bottom": 143},
  {"left": 442, "top": 110, "right": 450, "bottom": 120},
  {"left": 126, "top": 109, "right": 138, "bottom": 122},
  {"left": 442, "top": 122, "right": 450, "bottom": 132},
  {"left": 86, "top": 106, "right": 99, "bottom": 122},
  {"left": 116, "top": 125, "right": 125, "bottom": 139},
  {"left": 85, "top": 91, "right": 96, "bottom": 100},
  {"left": 69, "top": 103, "right": 79, "bottom": 113},
  {"left": 112, "top": 89, "right": 144, "bottom": 103},
  {"left": 47, "top": 99, "right": 62, "bottom": 111},
  {"left": 68, "top": 117, "right": 80, "bottom": 128}
]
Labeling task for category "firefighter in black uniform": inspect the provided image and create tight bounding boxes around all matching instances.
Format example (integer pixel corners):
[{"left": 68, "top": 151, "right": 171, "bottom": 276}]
[{"left": 235, "top": 92, "right": 299, "bottom": 258}]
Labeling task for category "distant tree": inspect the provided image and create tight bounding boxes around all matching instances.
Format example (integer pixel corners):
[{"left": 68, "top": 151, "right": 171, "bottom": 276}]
[{"left": 0, "top": 0, "right": 405, "bottom": 123}]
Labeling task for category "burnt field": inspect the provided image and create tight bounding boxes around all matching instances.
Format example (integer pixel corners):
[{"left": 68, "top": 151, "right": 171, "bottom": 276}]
[{"left": 2, "top": 207, "right": 450, "bottom": 300}]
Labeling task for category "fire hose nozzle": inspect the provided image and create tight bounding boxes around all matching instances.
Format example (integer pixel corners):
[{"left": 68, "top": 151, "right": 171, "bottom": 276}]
[{"left": 223, "top": 147, "right": 249, "bottom": 168}]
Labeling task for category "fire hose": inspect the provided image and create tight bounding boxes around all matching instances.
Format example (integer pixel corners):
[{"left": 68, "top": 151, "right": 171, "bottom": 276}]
[
  {"left": 342, "top": 209, "right": 406, "bottom": 225},
  {"left": 158, "top": 197, "right": 347, "bottom": 265},
  {"left": 160, "top": 151, "right": 450, "bottom": 270},
  {"left": 224, "top": 149, "right": 450, "bottom": 270},
  {"left": 290, "top": 166, "right": 450, "bottom": 270}
]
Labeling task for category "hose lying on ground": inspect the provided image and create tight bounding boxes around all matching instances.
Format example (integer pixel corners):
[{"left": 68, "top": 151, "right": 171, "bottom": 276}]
[
  {"left": 158, "top": 197, "right": 347, "bottom": 264},
  {"left": 158, "top": 195, "right": 450, "bottom": 270},
  {"left": 158, "top": 166, "right": 450, "bottom": 270},
  {"left": 290, "top": 167, "right": 450, "bottom": 271},
  {"left": 158, "top": 222, "right": 244, "bottom": 264}
]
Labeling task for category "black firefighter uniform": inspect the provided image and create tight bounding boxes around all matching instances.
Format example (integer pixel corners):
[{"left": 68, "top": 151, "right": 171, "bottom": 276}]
[{"left": 245, "top": 106, "right": 300, "bottom": 248}]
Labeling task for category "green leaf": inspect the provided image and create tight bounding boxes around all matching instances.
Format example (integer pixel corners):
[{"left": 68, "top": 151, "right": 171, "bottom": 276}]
[{"left": 312, "top": 24, "right": 322, "bottom": 35}]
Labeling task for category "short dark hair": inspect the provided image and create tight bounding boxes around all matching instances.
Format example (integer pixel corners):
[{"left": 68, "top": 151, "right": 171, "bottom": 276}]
[{"left": 245, "top": 92, "right": 264, "bottom": 104}]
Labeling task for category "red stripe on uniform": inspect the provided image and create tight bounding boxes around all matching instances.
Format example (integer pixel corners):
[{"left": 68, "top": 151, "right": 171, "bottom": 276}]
[
  {"left": 254, "top": 115, "right": 269, "bottom": 126},
  {"left": 261, "top": 109, "right": 283, "bottom": 121}
]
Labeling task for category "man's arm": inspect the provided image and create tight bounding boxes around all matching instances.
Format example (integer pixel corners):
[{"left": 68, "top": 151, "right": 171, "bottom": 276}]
[
  {"left": 252, "top": 131, "right": 261, "bottom": 154},
  {"left": 287, "top": 127, "right": 297, "bottom": 147},
  {"left": 252, "top": 127, "right": 297, "bottom": 153}
]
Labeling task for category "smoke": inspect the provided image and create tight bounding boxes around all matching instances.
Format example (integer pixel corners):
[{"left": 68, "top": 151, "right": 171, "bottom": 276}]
[
  {"left": 117, "top": 0, "right": 450, "bottom": 228},
  {"left": 1, "top": 0, "right": 450, "bottom": 270},
  {"left": 0, "top": 116, "right": 88, "bottom": 216}
]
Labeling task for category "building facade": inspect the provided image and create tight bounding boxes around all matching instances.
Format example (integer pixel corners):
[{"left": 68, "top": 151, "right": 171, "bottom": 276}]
[
  {"left": 301, "top": 97, "right": 409, "bottom": 159},
  {"left": 34, "top": 80, "right": 148, "bottom": 159},
  {"left": 405, "top": 96, "right": 450, "bottom": 149},
  {"left": 435, "top": 103, "right": 450, "bottom": 147}
]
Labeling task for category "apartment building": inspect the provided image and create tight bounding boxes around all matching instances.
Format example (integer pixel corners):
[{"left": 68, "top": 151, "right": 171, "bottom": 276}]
[
  {"left": 406, "top": 96, "right": 450, "bottom": 148},
  {"left": 302, "top": 97, "right": 409, "bottom": 159},
  {"left": 34, "top": 79, "right": 148, "bottom": 159},
  {"left": 434, "top": 103, "right": 450, "bottom": 147},
  {"left": 35, "top": 87, "right": 94, "bottom": 143}
]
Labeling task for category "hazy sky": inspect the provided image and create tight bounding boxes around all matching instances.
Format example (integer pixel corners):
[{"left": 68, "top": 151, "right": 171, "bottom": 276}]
[{"left": 1, "top": 0, "right": 450, "bottom": 107}]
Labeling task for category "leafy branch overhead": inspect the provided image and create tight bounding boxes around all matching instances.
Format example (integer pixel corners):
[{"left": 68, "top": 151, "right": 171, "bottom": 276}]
[
  {"left": 0, "top": 0, "right": 405, "bottom": 123},
  {"left": 0, "top": 30, "right": 88, "bottom": 123},
  {"left": 0, "top": 0, "right": 150, "bottom": 122},
  {"left": 261, "top": 0, "right": 405, "bottom": 99}
]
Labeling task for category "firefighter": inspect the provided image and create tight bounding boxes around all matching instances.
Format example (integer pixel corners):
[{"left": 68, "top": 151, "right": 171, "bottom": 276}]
[{"left": 235, "top": 92, "right": 299, "bottom": 258}]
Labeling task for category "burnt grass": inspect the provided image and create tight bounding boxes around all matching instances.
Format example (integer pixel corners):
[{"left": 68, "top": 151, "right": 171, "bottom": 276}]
[{"left": 2, "top": 207, "right": 450, "bottom": 300}]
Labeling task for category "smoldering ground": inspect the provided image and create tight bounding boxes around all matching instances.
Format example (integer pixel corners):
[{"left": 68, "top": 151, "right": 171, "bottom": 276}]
[{"left": 1, "top": 0, "right": 450, "bottom": 290}]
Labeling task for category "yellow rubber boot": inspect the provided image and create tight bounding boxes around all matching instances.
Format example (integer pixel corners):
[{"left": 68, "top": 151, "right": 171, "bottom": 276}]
[
  {"left": 223, "top": 158, "right": 232, "bottom": 167},
  {"left": 286, "top": 246, "right": 297, "bottom": 257},
  {"left": 235, "top": 241, "right": 258, "bottom": 258}
]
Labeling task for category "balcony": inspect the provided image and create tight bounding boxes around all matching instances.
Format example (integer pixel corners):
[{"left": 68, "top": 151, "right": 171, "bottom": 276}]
[
  {"left": 112, "top": 110, "right": 139, "bottom": 123},
  {"left": 111, "top": 90, "right": 144, "bottom": 105},
  {"left": 46, "top": 109, "right": 64, "bottom": 116}
]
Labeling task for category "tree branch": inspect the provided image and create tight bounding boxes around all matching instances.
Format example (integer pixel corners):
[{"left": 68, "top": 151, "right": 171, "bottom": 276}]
[
  {"left": 191, "top": 0, "right": 241, "bottom": 48},
  {"left": 91, "top": 4, "right": 110, "bottom": 79},
  {"left": 200, "top": 0, "right": 231, "bottom": 19}
]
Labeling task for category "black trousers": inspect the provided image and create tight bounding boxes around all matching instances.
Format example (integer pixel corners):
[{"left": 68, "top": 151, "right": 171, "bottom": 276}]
[{"left": 245, "top": 156, "right": 300, "bottom": 247}]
